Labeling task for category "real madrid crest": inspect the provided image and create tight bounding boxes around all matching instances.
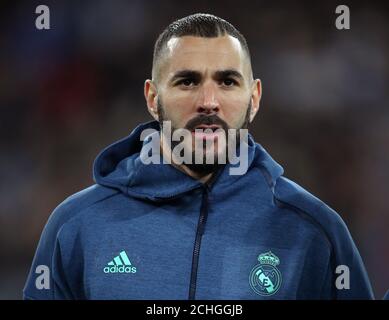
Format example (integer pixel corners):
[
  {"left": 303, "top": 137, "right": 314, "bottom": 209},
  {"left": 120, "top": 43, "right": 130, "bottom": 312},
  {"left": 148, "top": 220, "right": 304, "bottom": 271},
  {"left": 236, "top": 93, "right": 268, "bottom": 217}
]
[{"left": 249, "top": 251, "right": 282, "bottom": 296}]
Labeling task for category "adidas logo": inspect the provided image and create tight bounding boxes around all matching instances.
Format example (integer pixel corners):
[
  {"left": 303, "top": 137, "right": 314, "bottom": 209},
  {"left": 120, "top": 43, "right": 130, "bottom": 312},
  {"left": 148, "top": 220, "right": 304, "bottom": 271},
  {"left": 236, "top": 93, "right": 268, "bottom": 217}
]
[{"left": 103, "top": 251, "right": 137, "bottom": 274}]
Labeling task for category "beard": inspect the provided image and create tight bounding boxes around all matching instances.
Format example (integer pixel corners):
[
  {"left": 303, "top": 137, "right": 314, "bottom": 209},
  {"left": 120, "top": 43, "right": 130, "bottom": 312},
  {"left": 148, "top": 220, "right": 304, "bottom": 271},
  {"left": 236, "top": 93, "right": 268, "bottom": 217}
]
[{"left": 157, "top": 99, "right": 252, "bottom": 176}]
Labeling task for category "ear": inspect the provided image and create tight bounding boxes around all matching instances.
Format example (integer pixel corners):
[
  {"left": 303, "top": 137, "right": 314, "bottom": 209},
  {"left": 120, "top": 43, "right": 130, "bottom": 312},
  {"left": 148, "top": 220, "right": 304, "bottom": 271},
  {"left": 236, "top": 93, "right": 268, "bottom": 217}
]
[
  {"left": 249, "top": 79, "right": 262, "bottom": 123},
  {"left": 144, "top": 79, "right": 159, "bottom": 121}
]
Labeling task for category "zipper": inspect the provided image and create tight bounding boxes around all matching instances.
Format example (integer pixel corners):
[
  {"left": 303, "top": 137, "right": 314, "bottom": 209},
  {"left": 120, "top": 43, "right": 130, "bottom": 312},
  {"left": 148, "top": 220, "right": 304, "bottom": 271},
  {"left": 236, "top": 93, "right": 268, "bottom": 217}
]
[
  {"left": 188, "top": 185, "right": 209, "bottom": 300},
  {"left": 187, "top": 166, "right": 224, "bottom": 300}
]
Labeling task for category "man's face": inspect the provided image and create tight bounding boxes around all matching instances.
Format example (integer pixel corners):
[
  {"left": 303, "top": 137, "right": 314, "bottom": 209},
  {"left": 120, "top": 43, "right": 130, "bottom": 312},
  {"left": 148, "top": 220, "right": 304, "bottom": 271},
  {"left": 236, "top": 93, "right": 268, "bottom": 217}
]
[{"left": 145, "top": 35, "right": 261, "bottom": 172}]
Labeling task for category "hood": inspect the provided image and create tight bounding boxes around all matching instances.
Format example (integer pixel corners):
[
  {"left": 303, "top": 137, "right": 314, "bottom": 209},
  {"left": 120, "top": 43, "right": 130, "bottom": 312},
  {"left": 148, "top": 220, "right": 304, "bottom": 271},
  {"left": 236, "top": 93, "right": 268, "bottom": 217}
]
[{"left": 93, "top": 120, "right": 284, "bottom": 201}]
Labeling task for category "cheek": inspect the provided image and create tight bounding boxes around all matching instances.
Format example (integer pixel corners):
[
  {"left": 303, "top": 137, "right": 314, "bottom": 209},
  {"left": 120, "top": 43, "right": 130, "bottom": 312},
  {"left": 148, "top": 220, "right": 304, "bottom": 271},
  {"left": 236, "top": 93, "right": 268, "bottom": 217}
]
[
  {"left": 221, "top": 97, "right": 250, "bottom": 127},
  {"left": 161, "top": 96, "right": 194, "bottom": 126}
]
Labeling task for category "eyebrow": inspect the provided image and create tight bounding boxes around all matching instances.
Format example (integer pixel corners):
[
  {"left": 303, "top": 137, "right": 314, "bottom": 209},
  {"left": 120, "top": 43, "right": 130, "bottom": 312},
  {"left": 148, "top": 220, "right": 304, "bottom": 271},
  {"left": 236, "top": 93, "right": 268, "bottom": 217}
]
[
  {"left": 169, "top": 69, "right": 244, "bottom": 83},
  {"left": 170, "top": 70, "right": 201, "bottom": 83},
  {"left": 214, "top": 69, "right": 244, "bottom": 82}
]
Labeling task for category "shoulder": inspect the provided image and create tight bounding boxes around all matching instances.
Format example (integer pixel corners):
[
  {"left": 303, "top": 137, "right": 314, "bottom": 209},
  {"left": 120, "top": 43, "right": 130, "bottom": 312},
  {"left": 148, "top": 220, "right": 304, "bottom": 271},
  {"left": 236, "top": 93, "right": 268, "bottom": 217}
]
[
  {"left": 42, "top": 184, "right": 120, "bottom": 239},
  {"left": 273, "top": 176, "right": 374, "bottom": 299},
  {"left": 273, "top": 176, "right": 353, "bottom": 245},
  {"left": 23, "top": 185, "right": 120, "bottom": 299}
]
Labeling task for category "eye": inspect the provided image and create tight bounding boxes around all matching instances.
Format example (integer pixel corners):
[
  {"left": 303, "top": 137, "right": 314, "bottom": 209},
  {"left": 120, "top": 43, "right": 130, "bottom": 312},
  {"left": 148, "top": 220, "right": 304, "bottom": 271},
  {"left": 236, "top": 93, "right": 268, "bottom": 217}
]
[
  {"left": 177, "top": 78, "right": 197, "bottom": 87},
  {"left": 222, "top": 78, "right": 237, "bottom": 87}
]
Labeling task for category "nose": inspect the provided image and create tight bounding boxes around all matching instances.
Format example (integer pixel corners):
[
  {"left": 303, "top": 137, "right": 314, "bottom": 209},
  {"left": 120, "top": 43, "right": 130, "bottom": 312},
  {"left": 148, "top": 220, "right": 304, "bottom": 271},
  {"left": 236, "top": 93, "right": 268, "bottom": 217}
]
[{"left": 196, "top": 82, "right": 220, "bottom": 115}]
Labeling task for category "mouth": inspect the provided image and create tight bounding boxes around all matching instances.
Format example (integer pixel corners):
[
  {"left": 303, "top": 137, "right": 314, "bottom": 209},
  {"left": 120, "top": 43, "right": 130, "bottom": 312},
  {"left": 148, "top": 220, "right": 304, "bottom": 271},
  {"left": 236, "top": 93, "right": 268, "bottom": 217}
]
[
  {"left": 191, "top": 124, "right": 222, "bottom": 132},
  {"left": 190, "top": 124, "right": 224, "bottom": 141}
]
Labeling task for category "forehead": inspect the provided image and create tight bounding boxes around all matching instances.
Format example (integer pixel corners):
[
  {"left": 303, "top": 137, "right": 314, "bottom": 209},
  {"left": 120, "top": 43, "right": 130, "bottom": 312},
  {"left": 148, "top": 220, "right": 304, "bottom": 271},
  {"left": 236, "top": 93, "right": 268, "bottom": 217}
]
[{"left": 162, "top": 35, "right": 248, "bottom": 78}]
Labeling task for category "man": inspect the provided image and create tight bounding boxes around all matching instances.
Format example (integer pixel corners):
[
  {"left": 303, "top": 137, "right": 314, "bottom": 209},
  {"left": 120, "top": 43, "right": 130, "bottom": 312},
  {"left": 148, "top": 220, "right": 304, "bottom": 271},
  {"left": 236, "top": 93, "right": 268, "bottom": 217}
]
[{"left": 24, "top": 13, "right": 374, "bottom": 299}]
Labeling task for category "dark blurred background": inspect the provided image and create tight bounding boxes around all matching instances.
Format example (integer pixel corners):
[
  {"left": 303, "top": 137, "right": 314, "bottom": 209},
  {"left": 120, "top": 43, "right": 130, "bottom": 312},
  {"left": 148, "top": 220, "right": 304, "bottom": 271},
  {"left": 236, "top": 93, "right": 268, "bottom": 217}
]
[{"left": 0, "top": 0, "right": 388, "bottom": 299}]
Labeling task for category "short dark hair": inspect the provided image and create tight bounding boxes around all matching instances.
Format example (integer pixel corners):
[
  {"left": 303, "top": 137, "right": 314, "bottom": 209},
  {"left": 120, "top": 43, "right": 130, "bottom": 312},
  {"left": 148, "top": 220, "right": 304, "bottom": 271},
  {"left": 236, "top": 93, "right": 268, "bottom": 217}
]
[{"left": 152, "top": 13, "right": 252, "bottom": 81}]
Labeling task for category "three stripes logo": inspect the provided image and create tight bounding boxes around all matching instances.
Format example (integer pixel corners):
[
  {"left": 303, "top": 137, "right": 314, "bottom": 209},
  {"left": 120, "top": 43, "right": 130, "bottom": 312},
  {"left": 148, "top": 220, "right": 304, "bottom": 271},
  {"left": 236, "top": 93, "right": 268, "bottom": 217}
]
[{"left": 103, "top": 251, "right": 137, "bottom": 274}]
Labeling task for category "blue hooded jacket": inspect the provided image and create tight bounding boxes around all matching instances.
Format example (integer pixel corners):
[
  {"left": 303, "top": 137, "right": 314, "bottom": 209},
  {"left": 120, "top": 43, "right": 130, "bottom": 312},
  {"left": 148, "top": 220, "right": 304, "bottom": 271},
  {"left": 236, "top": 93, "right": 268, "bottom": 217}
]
[{"left": 24, "top": 120, "right": 374, "bottom": 299}]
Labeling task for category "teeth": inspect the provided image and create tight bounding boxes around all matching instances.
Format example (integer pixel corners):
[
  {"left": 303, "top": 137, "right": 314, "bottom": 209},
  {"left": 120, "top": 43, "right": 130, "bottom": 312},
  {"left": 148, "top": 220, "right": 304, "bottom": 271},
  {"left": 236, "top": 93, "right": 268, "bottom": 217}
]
[{"left": 195, "top": 126, "right": 219, "bottom": 131}]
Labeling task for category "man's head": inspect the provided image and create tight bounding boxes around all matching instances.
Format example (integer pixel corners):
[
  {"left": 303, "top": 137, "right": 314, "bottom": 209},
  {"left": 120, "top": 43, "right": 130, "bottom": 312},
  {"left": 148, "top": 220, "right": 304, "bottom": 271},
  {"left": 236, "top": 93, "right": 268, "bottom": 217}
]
[{"left": 144, "top": 13, "right": 262, "bottom": 176}]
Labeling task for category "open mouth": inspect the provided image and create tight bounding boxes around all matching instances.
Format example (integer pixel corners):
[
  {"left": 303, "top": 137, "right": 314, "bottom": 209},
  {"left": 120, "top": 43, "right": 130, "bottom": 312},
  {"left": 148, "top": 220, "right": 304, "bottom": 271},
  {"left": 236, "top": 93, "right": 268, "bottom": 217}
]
[
  {"left": 191, "top": 125, "right": 221, "bottom": 132},
  {"left": 190, "top": 124, "right": 224, "bottom": 141}
]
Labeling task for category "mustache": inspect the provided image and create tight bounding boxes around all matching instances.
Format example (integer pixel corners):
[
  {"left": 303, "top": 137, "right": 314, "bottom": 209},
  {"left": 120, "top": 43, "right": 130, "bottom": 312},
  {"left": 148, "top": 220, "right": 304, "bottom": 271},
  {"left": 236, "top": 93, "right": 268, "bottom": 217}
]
[{"left": 185, "top": 114, "right": 229, "bottom": 132}]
